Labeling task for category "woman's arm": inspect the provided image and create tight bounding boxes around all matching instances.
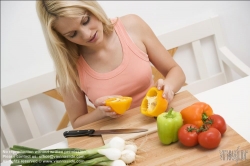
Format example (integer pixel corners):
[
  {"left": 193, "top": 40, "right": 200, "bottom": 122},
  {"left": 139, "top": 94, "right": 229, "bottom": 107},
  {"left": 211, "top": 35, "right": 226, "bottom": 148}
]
[
  {"left": 62, "top": 86, "right": 120, "bottom": 129},
  {"left": 121, "top": 14, "right": 186, "bottom": 101}
]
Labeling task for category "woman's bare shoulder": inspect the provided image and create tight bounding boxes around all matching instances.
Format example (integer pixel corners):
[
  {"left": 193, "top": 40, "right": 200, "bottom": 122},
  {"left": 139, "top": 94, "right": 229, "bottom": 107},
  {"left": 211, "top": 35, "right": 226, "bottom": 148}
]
[
  {"left": 119, "top": 14, "right": 143, "bottom": 25},
  {"left": 119, "top": 14, "right": 147, "bottom": 35}
]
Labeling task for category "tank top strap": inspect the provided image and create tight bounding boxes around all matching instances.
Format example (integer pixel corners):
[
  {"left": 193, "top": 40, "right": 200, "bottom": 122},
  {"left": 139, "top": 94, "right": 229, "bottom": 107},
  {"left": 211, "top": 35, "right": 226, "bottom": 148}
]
[{"left": 112, "top": 18, "right": 149, "bottom": 61}]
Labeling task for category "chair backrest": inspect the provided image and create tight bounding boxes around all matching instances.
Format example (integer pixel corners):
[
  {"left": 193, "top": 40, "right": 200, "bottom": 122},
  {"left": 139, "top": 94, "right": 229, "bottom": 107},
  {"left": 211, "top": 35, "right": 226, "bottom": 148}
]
[
  {"left": 156, "top": 15, "right": 250, "bottom": 95},
  {"left": 1, "top": 71, "right": 72, "bottom": 152}
]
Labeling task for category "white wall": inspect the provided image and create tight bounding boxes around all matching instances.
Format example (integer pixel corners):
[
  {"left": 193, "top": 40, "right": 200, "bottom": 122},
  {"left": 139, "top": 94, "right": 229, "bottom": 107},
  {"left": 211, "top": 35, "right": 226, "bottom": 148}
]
[
  {"left": 1, "top": 1, "right": 250, "bottom": 149},
  {"left": 1, "top": 1, "right": 54, "bottom": 88}
]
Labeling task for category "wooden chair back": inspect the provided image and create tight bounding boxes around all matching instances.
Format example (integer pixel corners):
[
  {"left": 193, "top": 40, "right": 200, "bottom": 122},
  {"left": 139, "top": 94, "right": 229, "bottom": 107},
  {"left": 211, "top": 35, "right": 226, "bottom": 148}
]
[
  {"left": 1, "top": 72, "right": 72, "bottom": 150},
  {"left": 157, "top": 15, "right": 250, "bottom": 94}
]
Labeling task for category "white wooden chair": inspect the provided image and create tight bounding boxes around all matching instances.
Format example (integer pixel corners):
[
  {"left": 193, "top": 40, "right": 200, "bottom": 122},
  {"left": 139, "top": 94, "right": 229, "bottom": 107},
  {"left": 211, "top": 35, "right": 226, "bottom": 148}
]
[
  {"left": 1, "top": 15, "right": 250, "bottom": 156},
  {"left": 1, "top": 72, "right": 72, "bottom": 151},
  {"left": 157, "top": 15, "right": 250, "bottom": 94}
]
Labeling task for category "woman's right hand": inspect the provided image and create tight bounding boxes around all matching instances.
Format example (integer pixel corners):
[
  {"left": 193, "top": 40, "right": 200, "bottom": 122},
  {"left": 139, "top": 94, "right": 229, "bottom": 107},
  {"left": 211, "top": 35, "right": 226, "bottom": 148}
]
[{"left": 94, "top": 95, "right": 122, "bottom": 118}]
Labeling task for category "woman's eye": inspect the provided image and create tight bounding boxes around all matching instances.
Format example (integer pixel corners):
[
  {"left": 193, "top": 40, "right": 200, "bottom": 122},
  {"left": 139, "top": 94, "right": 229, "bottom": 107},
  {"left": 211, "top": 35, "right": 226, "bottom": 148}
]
[
  {"left": 69, "top": 32, "right": 77, "bottom": 38},
  {"left": 82, "top": 16, "right": 90, "bottom": 25},
  {"left": 67, "top": 15, "right": 90, "bottom": 38}
]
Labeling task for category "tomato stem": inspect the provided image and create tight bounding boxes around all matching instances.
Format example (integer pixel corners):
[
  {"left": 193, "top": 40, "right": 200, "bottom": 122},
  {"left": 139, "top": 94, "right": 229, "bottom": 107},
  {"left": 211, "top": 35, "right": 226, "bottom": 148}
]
[
  {"left": 186, "top": 126, "right": 197, "bottom": 132},
  {"left": 204, "top": 118, "right": 213, "bottom": 125}
]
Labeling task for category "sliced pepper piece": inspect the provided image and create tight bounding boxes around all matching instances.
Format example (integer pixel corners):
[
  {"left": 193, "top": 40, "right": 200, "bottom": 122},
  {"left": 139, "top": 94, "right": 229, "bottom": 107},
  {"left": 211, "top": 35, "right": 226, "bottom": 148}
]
[
  {"left": 140, "top": 87, "right": 168, "bottom": 117},
  {"left": 105, "top": 97, "right": 132, "bottom": 114},
  {"left": 180, "top": 102, "right": 213, "bottom": 128},
  {"left": 157, "top": 108, "right": 183, "bottom": 145}
]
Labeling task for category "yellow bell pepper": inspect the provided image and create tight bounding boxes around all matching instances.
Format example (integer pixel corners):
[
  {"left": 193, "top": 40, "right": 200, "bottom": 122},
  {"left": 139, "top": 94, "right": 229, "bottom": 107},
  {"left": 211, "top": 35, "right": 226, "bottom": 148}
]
[
  {"left": 105, "top": 97, "right": 132, "bottom": 114},
  {"left": 141, "top": 87, "right": 168, "bottom": 117}
]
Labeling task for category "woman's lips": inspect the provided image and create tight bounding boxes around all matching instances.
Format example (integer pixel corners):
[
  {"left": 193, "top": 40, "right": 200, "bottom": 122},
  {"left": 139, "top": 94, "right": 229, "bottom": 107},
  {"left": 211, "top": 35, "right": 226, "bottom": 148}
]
[{"left": 88, "top": 32, "right": 97, "bottom": 43}]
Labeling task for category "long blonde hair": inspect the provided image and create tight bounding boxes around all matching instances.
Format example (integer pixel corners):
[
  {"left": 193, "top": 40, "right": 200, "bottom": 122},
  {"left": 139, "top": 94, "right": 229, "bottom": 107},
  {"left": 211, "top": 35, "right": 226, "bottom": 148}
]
[{"left": 36, "top": 0, "right": 114, "bottom": 95}]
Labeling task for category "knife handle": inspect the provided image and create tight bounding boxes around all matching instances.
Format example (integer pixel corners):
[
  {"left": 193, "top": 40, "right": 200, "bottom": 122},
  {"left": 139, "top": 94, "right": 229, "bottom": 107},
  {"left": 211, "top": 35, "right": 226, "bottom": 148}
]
[{"left": 63, "top": 129, "right": 95, "bottom": 138}]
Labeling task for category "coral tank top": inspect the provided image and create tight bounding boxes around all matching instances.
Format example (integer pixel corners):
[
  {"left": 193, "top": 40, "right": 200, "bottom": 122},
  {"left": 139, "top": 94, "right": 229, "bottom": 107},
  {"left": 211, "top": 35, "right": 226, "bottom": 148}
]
[{"left": 77, "top": 18, "right": 154, "bottom": 109}]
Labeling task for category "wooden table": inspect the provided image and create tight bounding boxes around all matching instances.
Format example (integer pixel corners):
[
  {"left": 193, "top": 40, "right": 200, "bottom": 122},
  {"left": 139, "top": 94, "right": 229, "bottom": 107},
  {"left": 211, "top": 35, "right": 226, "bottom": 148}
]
[{"left": 68, "top": 90, "right": 250, "bottom": 165}]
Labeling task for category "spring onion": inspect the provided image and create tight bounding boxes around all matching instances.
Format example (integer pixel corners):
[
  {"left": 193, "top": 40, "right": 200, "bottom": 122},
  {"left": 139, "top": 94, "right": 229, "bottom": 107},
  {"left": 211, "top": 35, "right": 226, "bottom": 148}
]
[
  {"left": 10, "top": 137, "right": 137, "bottom": 166},
  {"left": 120, "top": 149, "right": 136, "bottom": 164},
  {"left": 124, "top": 144, "right": 137, "bottom": 153},
  {"left": 97, "top": 148, "right": 121, "bottom": 160}
]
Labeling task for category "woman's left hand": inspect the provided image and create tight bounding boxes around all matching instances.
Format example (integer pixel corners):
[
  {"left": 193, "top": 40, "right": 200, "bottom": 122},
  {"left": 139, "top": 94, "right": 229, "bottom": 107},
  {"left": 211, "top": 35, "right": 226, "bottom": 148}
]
[
  {"left": 94, "top": 95, "right": 122, "bottom": 118},
  {"left": 156, "top": 79, "right": 175, "bottom": 102},
  {"left": 94, "top": 95, "right": 121, "bottom": 107}
]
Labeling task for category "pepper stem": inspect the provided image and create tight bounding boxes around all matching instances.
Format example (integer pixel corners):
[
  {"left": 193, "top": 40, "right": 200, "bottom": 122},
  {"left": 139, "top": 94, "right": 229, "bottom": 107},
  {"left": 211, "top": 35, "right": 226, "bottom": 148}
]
[
  {"left": 168, "top": 107, "right": 173, "bottom": 115},
  {"left": 202, "top": 113, "right": 208, "bottom": 122},
  {"left": 164, "top": 107, "right": 174, "bottom": 118}
]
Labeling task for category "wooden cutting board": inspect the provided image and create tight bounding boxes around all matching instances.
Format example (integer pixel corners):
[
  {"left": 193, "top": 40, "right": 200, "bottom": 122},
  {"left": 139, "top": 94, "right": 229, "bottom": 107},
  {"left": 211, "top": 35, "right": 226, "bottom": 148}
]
[
  {"left": 101, "top": 91, "right": 199, "bottom": 144},
  {"left": 101, "top": 113, "right": 157, "bottom": 144},
  {"left": 129, "top": 125, "right": 250, "bottom": 166},
  {"left": 68, "top": 91, "right": 250, "bottom": 165}
]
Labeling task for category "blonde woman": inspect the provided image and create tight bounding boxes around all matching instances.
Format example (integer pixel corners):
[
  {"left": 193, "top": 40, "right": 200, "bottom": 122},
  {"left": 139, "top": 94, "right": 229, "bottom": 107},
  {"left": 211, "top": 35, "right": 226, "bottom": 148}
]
[{"left": 36, "top": 0, "right": 185, "bottom": 128}]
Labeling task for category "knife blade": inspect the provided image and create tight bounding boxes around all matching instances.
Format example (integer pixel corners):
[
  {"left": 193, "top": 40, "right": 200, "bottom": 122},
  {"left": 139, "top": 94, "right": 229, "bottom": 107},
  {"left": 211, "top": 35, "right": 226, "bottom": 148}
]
[{"left": 63, "top": 128, "right": 148, "bottom": 138}]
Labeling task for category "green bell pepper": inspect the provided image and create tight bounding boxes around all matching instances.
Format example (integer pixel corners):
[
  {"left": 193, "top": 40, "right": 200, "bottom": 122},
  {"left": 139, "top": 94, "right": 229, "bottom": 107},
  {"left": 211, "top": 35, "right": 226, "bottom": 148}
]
[{"left": 157, "top": 108, "right": 183, "bottom": 145}]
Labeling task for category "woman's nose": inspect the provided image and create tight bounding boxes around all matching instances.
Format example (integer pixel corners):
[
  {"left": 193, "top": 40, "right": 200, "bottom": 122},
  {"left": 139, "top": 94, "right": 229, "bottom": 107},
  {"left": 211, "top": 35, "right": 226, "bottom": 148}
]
[{"left": 79, "top": 27, "right": 91, "bottom": 40}]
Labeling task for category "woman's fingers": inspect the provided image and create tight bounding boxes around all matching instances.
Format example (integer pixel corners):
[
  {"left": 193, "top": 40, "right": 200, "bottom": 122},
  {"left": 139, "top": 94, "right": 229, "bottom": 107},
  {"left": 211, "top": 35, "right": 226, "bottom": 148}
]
[
  {"left": 106, "top": 110, "right": 121, "bottom": 118},
  {"left": 98, "top": 106, "right": 121, "bottom": 118},
  {"left": 109, "top": 113, "right": 122, "bottom": 118},
  {"left": 156, "top": 79, "right": 164, "bottom": 90},
  {"left": 156, "top": 79, "right": 174, "bottom": 102},
  {"left": 95, "top": 95, "right": 124, "bottom": 118},
  {"left": 167, "top": 89, "right": 174, "bottom": 102},
  {"left": 94, "top": 95, "right": 122, "bottom": 107}
]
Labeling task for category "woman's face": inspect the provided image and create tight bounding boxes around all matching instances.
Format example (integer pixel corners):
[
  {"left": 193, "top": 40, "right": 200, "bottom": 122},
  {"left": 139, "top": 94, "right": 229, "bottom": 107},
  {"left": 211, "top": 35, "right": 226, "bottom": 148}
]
[{"left": 53, "top": 13, "right": 104, "bottom": 47}]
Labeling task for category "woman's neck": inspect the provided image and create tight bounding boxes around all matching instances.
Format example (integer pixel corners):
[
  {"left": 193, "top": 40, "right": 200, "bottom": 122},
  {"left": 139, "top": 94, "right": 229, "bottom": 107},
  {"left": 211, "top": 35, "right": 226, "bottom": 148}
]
[{"left": 79, "top": 30, "right": 116, "bottom": 56}]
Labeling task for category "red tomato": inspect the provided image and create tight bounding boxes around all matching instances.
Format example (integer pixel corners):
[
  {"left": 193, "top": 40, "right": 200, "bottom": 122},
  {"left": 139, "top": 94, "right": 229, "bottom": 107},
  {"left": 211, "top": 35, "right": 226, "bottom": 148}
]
[
  {"left": 208, "top": 114, "right": 227, "bottom": 135},
  {"left": 198, "top": 127, "right": 221, "bottom": 149},
  {"left": 178, "top": 124, "right": 199, "bottom": 147}
]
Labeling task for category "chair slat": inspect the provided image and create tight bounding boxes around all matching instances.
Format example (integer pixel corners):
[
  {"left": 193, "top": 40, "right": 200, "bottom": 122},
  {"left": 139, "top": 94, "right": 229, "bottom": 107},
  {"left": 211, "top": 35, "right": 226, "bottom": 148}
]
[
  {"left": 158, "top": 17, "right": 214, "bottom": 49},
  {"left": 221, "top": 61, "right": 233, "bottom": 83},
  {"left": 179, "top": 73, "right": 226, "bottom": 95},
  {"left": 19, "top": 99, "right": 41, "bottom": 138},
  {"left": 1, "top": 71, "right": 57, "bottom": 106},
  {"left": 211, "top": 15, "right": 226, "bottom": 48},
  {"left": 192, "top": 40, "right": 209, "bottom": 79},
  {"left": 1, "top": 139, "right": 5, "bottom": 153},
  {"left": 1, "top": 106, "right": 17, "bottom": 147}
]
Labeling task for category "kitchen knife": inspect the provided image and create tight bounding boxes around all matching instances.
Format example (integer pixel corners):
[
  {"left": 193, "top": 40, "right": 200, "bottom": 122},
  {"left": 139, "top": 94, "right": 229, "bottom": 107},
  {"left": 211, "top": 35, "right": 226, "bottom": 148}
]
[{"left": 63, "top": 128, "right": 148, "bottom": 138}]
